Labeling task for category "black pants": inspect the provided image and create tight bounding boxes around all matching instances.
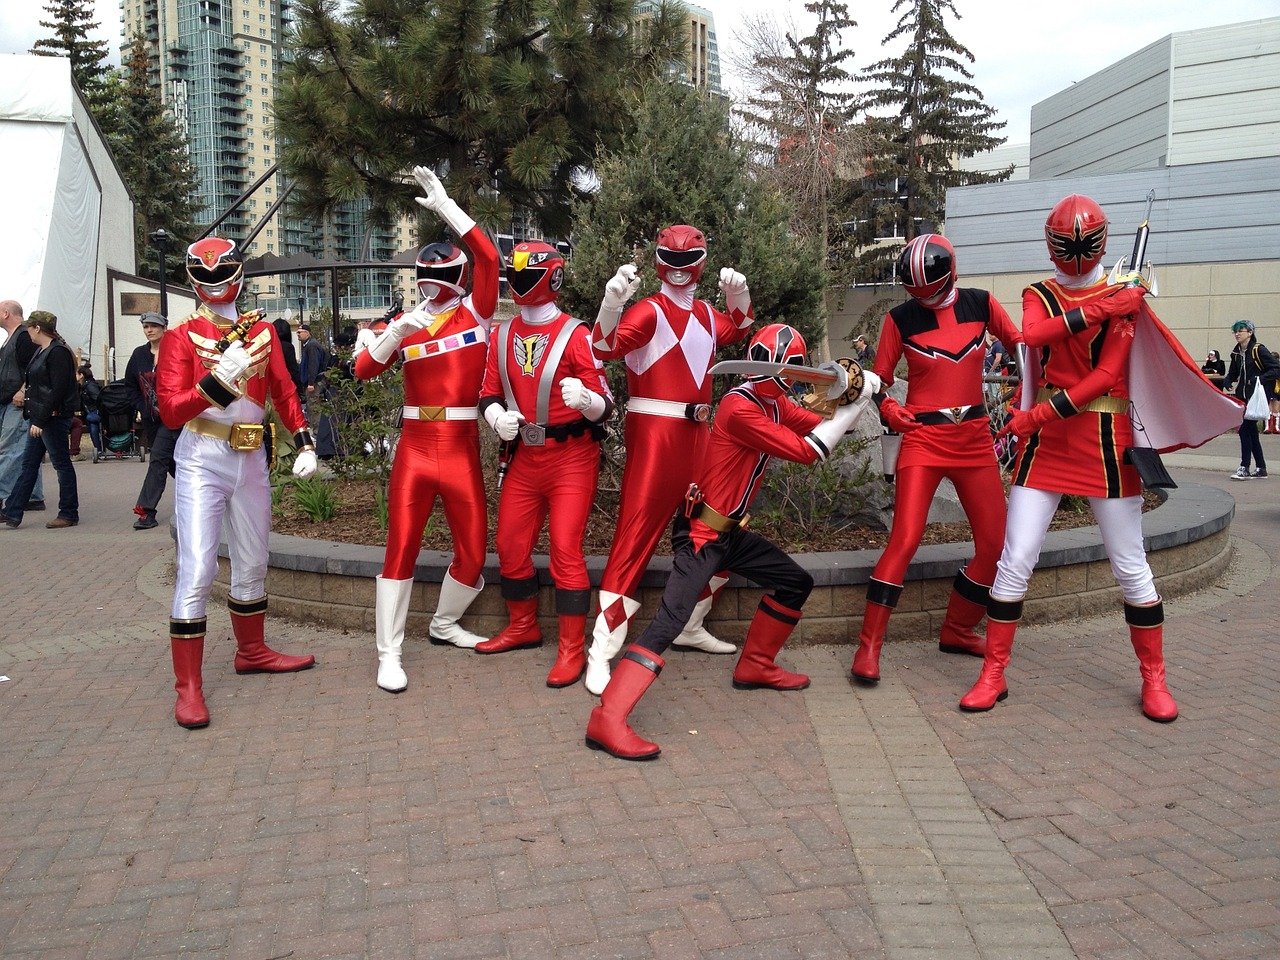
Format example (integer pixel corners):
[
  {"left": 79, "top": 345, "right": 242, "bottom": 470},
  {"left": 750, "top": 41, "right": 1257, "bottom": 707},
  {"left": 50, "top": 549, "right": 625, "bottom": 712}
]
[
  {"left": 136, "top": 421, "right": 180, "bottom": 513},
  {"left": 632, "top": 517, "right": 814, "bottom": 656},
  {"left": 1239, "top": 419, "right": 1266, "bottom": 472}
]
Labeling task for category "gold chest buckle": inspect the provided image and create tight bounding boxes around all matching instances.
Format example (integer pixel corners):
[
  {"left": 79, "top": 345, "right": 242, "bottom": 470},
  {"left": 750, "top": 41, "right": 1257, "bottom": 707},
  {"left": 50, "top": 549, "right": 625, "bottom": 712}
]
[{"left": 228, "top": 423, "right": 264, "bottom": 451}]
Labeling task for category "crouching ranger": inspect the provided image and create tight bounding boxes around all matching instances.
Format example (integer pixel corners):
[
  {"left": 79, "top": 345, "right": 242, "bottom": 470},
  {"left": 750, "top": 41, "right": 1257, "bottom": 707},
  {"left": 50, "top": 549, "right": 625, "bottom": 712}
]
[
  {"left": 475, "top": 242, "right": 614, "bottom": 687},
  {"left": 156, "top": 236, "right": 318, "bottom": 729},
  {"left": 586, "top": 324, "right": 881, "bottom": 759}
]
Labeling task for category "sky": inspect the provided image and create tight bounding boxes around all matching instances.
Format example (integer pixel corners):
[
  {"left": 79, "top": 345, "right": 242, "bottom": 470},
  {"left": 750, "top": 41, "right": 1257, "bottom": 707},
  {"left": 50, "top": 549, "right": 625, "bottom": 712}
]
[{"left": 1, "top": 0, "right": 1277, "bottom": 143}]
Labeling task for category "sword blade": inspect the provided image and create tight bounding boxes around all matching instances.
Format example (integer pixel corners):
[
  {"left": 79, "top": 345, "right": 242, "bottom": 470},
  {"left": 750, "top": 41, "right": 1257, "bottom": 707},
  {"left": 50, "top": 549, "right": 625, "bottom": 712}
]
[{"left": 708, "top": 360, "right": 839, "bottom": 386}]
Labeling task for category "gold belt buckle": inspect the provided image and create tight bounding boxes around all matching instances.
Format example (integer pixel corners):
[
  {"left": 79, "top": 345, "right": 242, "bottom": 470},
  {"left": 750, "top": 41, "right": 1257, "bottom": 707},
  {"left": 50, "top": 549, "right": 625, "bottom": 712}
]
[
  {"left": 228, "top": 423, "right": 264, "bottom": 451},
  {"left": 418, "top": 405, "right": 447, "bottom": 422}
]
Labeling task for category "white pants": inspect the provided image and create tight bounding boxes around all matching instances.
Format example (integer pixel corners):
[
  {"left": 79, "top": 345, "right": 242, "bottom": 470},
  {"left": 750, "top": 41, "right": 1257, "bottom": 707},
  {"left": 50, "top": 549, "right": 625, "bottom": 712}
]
[
  {"left": 171, "top": 429, "right": 272, "bottom": 619},
  {"left": 992, "top": 486, "right": 1158, "bottom": 605}
]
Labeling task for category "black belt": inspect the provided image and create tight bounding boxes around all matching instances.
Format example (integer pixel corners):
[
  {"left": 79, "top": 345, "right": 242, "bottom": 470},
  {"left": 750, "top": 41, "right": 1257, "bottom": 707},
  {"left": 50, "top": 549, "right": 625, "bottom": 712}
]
[
  {"left": 913, "top": 405, "right": 988, "bottom": 426},
  {"left": 538, "top": 418, "right": 606, "bottom": 443}
]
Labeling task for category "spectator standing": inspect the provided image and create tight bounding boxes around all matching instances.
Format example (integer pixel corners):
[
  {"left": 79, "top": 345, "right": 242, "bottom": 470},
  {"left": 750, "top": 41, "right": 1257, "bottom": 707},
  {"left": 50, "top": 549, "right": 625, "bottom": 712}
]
[
  {"left": 0, "top": 300, "right": 45, "bottom": 512},
  {"left": 853, "top": 334, "right": 876, "bottom": 368},
  {"left": 0, "top": 311, "right": 79, "bottom": 528},
  {"left": 298, "top": 323, "right": 328, "bottom": 409},
  {"left": 78, "top": 363, "right": 103, "bottom": 453},
  {"left": 1222, "top": 319, "right": 1280, "bottom": 479},
  {"left": 273, "top": 317, "right": 303, "bottom": 394},
  {"left": 126, "top": 312, "right": 182, "bottom": 529}
]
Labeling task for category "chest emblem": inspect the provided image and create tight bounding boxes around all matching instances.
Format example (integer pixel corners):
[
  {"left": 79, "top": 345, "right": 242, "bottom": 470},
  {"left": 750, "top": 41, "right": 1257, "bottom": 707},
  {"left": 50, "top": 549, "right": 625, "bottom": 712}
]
[{"left": 515, "top": 333, "right": 549, "bottom": 377}]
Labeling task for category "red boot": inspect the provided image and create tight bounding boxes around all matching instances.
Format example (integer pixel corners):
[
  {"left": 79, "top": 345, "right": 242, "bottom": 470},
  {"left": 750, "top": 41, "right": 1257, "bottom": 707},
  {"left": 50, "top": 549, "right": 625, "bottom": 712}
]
[
  {"left": 547, "top": 614, "right": 587, "bottom": 687},
  {"left": 586, "top": 646, "right": 663, "bottom": 760},
  {"left": 732, "top": 596, "right": 809, "bottom": 690},
  {"left": 475, "top": 596, "right": 543, "bottom": 654},
  {"left": 852, "top": 580, "right": 900, "bottom": 683},
  {"left": 959, "top": 599, "right": 1020, "bottom": 711},
  {"left": 230, "top": 598, "right": 316, "bottom": 674},
  {"left": 170, "top": 623, "right": 210, "bottom": 729},
  {"left": 1127, "top": 601, "right": 1178, "bottom": 722},
  {"left": 938, "top": 571, "right": 989, "bottom": 658}
]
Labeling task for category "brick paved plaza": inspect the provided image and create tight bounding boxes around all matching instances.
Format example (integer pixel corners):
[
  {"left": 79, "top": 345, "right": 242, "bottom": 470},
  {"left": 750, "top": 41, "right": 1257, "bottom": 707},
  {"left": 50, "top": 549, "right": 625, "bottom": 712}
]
[{"left": 1, "top": 436, "right": 1276, "bottom": 959}]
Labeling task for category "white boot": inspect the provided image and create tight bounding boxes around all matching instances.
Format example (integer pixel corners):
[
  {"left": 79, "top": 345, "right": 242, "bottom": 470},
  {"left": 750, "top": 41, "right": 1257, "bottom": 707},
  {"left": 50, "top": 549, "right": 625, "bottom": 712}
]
[
  {"left": 429, "top": 572, "right": 486, "bottom": 649},
  {"left": 375, "top": 575, "right": 413, "bottom": 693},
  {"left": 671, "top": 575, "right": 736, "bottom": 654},
  {"left": 585, "top": 591, "right": 640, "bottom": 695}
]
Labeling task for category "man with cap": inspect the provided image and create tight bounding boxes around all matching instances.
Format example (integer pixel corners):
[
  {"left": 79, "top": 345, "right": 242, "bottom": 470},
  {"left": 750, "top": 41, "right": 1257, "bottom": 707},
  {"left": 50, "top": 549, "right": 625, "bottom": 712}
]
[
  {"left": 297, "top": 323, "right": 329, "bottom": 413},
  {"left": 853, "top": 334, "right": 876, "bottom": 368},
  {"left": 126, "top": 312, "right": 182, "bottom": 529},
  {"left": 1, "top": 311, "right": 79, "bottom": 528}
]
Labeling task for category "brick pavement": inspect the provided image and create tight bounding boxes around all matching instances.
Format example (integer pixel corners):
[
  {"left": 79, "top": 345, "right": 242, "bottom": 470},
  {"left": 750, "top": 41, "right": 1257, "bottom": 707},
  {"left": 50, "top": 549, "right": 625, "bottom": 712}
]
[{"left": 0, "top": 441, "right": 1276, "bottom": 958}]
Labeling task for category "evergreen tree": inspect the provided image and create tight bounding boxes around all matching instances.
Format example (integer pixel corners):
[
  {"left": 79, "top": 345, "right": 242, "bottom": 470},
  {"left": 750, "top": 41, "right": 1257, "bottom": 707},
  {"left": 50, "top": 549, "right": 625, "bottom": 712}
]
[
  {"left": 563, "top": 80, "right": 826, "bottom": 376},
  {"left": 30, "top": 0, "right": 111, "bottom": 100},
  {"left": 275, "top": 0, "right": 687, "bottom": 237},
  {"left": 734, "top": 3, "right": 865, "bottom": 285},
  {"left": 849, "top": 0, "right": 1012, "bottom": 282},
  {"left": 101, "top": 38, "right": 202, "bottom": 279}
]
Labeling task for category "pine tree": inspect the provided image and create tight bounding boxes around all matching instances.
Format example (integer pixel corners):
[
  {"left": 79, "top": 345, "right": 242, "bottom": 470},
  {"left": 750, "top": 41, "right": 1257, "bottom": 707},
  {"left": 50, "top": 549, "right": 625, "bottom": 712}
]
[
  {"left": 30, "top": 0, "right": 111, "bottom": 100},
  {"left": 849, "top": 0, "right": 1012, "bottom": 282},
  {"left": 563, "top": 80, "right": 826, "bottom": 374},
  {"left": 275, "top": 0, "right": 687, "bottom": 237},
  {"left": 100, "top": 38, "right": 202, "bottom": 279},
  {"left": 734, "top": 4, "right": 866, "bottom": 286}
]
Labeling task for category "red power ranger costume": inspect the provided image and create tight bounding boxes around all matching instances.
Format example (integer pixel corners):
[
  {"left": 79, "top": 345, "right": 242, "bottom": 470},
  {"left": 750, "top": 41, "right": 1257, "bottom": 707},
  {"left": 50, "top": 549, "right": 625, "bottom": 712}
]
[
  {"left": 584, "top": 225, "right": 755, "bottom": 695},
  {"left": 156, "top": 236, "right": 318, "bottom": 729},
  {"left": 354, "top": 166, "right": 499, "bottom": 694},
  {"left": 586, "top": 324, "right": 883, "bottom": 759},
  {"left": 474, "top": 241, "right": 614, "bottom": 688},
  {"left": 851, "top": 235, "right": 1023, "bottom": 684},
  {"left": 961, "top": 195, "right": 1242, "bottom": 722}
]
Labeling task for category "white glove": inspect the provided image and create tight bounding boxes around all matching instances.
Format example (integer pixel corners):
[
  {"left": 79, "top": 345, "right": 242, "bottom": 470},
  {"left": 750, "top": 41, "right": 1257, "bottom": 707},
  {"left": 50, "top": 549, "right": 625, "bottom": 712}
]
[
  {"left": 292, "top": 449, "right": 318, "bottom": 479},
  {"left": 412, "top": 165, "right": 476, "bottom": 236},
  {"left": 860, "top": 370, "right": 882, "bottom": 399},
  {"left": 560, "top": 377, "right": 607, "bottom": 420},
  {"left": 485, "top": 405, "right": 523, "bottom": 442},
  {"left": 388, "top": 308, "right": 432, "bottom": 339},
  {"left": 719, "top": 267, "right": 751, "bottom": 315},
  {"left": 602, "top": 264, "right": 640, "bottom": 311},
  {"left": 213, "top": 341, "right": 251, "bottom": 385},
  {"left": 816, "top": 360, "right": 849, "bottom": 401}
]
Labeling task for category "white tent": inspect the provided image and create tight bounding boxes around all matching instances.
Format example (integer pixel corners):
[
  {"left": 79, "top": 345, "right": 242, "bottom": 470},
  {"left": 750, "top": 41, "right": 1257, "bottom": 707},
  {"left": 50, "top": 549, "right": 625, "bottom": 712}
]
[{"left": 0, "top": 54, "right": 135, "bottom": 355}]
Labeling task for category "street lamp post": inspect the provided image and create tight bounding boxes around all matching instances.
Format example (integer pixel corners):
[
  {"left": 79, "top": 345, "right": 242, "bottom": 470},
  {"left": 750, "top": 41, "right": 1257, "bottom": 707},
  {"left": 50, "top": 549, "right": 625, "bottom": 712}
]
[{"left": 149, "top": 228, "right": 171, "bottom": 318}]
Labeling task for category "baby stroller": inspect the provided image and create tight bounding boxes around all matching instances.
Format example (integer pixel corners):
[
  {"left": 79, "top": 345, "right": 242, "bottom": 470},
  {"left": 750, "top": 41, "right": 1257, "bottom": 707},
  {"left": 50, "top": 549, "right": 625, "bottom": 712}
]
[{"left": 93, "top": 381, "right": 146, "bottom": 462}]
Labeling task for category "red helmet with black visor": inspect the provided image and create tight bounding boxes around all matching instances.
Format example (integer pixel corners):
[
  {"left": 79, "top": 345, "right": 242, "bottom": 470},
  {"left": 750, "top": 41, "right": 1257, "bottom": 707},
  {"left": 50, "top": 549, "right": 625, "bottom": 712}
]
[
  {"left": 745, "top": 323, "right": 807, "bottom": 400},
  {"left": 415, "top": 242, "right": 470, "bottom": 304},
  {"left": 186, "top": 237, "right": 244, "bottom": 306},
  {"left": 1045, "top": 195, "right": 1109, "bottom": 277},
  {"left": 655, "top": 224, "right": 707, "bottom": 287},
  {"left": 506, "top": 242, "right": 565, "bottom": 307}
]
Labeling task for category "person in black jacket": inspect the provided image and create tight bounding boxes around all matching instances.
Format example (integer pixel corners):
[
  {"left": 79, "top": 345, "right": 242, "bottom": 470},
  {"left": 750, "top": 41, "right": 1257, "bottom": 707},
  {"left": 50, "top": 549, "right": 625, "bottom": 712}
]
[
  {"left": 125, "top": 312, "right": 182, "bottom": 528},
  {"left": 0, "top": 311, "right": 79, "bottom": 528},
  {"left": 0, "top": 300, "right": 46, "bottom": 511},
  {"left": 1222, "top": 319, "right": 1280, "bottom": 480}
]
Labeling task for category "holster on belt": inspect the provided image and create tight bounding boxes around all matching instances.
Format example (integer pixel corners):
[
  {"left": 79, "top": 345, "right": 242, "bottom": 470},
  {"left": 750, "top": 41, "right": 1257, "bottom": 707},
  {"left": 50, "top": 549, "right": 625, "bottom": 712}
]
[{"left": 683, "top": 482, "right": 704, "bottom": 519}]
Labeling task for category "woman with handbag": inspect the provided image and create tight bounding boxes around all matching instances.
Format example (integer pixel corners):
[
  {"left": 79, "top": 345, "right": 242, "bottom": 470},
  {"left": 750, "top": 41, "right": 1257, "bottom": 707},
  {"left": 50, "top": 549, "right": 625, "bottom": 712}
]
[{"left": 1222, "top": 320, "right": 1280, "bottom": 480}]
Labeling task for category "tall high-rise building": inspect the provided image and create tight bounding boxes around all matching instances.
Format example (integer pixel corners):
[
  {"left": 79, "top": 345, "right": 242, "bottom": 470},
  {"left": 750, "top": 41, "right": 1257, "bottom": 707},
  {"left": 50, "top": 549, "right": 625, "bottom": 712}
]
[
  {"left": 637, "top": 1, "right": 723, "bottom": 95},
  {"left": 121, "top": 0, "right": 412, "bottom": 314}
]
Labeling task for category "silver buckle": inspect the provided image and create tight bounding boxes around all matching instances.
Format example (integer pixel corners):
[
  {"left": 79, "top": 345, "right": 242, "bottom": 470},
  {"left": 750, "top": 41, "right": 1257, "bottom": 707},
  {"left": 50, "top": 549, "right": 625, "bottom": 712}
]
[
  {"left": 686, "top": 403, "right": 712, "bottom": 423},
  {"left": 519, "top": 422, "right": 547, "bottom": 446}
]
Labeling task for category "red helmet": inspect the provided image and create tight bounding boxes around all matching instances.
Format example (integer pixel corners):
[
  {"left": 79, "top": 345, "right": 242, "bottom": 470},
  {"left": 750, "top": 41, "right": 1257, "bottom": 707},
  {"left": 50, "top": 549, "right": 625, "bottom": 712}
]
[
  {"left": 895, "top": 234, "right": 956, "bottom": 306},
  {"left": 506, "top": 241, "right": 565, "bottom": 306},
  {"left": 655, "top": 224, "right": 707, "bottom": 286},
  {"left": 186, "top": 236, "right": 244, "bottom": 306},
  {"left": 746, "top": 323, "right": 807, "bottom": 399},
  {"left": 415, "top": 242, "right": 470, "bottom": 303},
  {"left": 1045, "top": 195, "right": 1108, "bottom": 276}
]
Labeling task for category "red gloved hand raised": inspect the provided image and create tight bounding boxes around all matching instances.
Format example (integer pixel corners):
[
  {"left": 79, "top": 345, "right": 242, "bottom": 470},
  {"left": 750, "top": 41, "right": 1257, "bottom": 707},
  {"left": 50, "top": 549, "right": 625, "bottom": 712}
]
[
  {"left": 1084, "top": 285, "right": 1146, "bottom": 324},
  {"left": 997, "top": 401, "right": 1057, "bottom": 441},
  {"left": 878, "top": 396, "right": 920, "bottom": 433}
]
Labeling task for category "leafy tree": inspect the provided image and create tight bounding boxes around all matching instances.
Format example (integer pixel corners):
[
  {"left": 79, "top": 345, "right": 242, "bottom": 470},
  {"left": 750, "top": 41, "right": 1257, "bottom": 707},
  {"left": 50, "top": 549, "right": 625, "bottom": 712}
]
[
  {"left": 732, "top": 3, "right": 868, "bottom": 286},
  {"left": 849, "top": 0, "right": 1012, "bottom": 282},
  {"left": 274, "top": 0, "right": 687, "bottom": 237},
  {"left": 99, "top": 38, "right": 203, "bottom": 279},
  {"left": 29, "top": 0, "right": 111, "bottom": 101}
]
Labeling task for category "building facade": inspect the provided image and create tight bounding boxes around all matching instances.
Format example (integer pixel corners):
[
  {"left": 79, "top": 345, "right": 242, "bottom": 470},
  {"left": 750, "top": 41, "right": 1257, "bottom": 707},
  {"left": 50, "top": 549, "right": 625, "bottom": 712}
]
[{"left": 637, "top": 0, "right": 723, "bottom": 95}]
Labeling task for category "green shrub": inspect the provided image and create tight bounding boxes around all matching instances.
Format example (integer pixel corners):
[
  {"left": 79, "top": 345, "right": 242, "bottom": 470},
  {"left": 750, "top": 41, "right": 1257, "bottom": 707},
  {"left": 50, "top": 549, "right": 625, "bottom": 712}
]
[{"left": 292, "top": 476, "right": 337, "bottom": 523}]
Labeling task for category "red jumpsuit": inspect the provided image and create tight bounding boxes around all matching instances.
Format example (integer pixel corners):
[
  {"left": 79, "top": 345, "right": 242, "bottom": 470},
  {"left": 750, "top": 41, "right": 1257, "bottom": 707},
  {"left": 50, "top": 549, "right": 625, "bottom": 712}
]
[
  {"left": 851, "top": 289, "right": 1021, "bottom": 683},
  {"left": 589, "top": 289, "right": 753, "bottom": 657},
  {"left": 352, "top": 224, "right": 498, "bottom": 587},
  {"left": 480, "top": 311, "right": 612, "bottom": 598}
]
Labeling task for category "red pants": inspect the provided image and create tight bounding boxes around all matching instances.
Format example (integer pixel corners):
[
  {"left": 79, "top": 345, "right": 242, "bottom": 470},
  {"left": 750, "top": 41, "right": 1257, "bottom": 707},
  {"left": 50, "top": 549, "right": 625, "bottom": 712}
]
[
  {"left": 497, "top": 434, "right": 599, "bottom": 589},
  {"left": 383, "top": 422, "right": 486, "bottom": 585},
  {"left": 598, "top": 414, "right": 709, "bottom": 598},
  {"left": 872, "top": 462, "right": 1006, "bottom": 587}
]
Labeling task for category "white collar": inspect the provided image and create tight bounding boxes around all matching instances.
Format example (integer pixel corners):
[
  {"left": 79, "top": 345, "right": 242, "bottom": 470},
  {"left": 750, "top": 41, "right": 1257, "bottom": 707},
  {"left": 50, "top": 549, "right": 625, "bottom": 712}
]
[
  {"left": 519, "top": 302, "right": 561, "bottom": 325},
  {"left": 1054, "top": 264, "right": 1105, "bottom": 289},
  {"left": 660, "top": 282, "right": 696, "bottom": 310}
]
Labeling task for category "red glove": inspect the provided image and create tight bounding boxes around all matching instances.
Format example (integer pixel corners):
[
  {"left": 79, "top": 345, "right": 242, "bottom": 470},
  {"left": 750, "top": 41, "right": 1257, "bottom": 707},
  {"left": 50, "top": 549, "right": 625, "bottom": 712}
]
[
  {"left": 879, "top": 396, "right": 920, "bottom": 433},
  {"left": 997, "top": 401, "right": 1057, "bottom": 441},
  {"left": 1084, "top": 285, "right": 1146, "bottom": 324}
]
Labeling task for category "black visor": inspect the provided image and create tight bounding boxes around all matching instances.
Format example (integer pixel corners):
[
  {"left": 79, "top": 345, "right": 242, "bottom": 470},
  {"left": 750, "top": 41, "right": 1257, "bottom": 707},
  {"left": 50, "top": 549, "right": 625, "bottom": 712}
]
[
  {"left": 188, "top": 262, "right": 242, "bottom": 285},
  {"left": 507, "top": 266, "right": 546, "bottom": 298},
  {"left": 656, "top": 247, "right": 707, "bottom": 270},
  {"left": 416, "top": 262, "right": 466, "bottom": 288}
]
